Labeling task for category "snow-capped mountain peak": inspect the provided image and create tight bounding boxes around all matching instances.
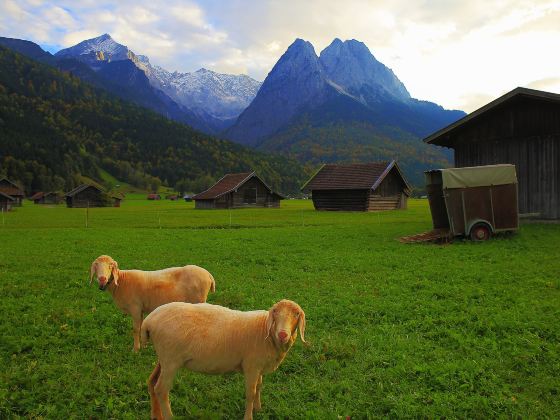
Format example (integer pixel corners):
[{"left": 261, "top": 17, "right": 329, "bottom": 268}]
[
  {"left": 54, "top": 34, "right": 261, "bottom": 124},
  {"left": 55, "top": 34, "right": 135, "bottom": 65}
]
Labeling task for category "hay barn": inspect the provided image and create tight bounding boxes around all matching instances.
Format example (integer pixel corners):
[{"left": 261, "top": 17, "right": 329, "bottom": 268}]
[
  {"left": 65, "top": 184, "right": 109, "bottom": 208},
  {"left": 0, "top": 178, "right": 24, "bottom": 206},
  {"left": 192, "top": 172, "right": 284, "bottom": 209},
  {"left": 302, "top": 161, "right": 411, "bottom": 211},
  {"left": 424, "top": 87, "right": 560, "bottom": 219},
  {"left": 30, "top": 191, "right": 63, "bottom": 204}
]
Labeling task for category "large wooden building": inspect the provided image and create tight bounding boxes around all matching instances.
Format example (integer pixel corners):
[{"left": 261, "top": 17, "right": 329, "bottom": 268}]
[
  {"left": 302, "top": 161, "right": 411, "bottom": 211},
  {"left": 0, "top": 178, "right": 24, "bottom": 206},
  {"left": 65, "top": 184, "right": 120, "bottom": 208},
  {"left": 192, "top": 172, "right": 284, "bottom": 209},
  {"left": 424, "top": 87, "right": 560, "bottom": 219}
]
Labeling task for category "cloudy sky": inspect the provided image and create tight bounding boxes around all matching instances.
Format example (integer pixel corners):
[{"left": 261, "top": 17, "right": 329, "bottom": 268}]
[{"left": 1, "top": 0, "right": 559, "bottom": 112}]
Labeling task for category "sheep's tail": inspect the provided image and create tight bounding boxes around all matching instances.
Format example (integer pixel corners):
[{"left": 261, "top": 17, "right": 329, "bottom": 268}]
[
  {"left": 140, "top": 321, "right": 151, "bottom": 349},
  {"left": 210, "top": 273, "right": 216, "bottom": 293}
]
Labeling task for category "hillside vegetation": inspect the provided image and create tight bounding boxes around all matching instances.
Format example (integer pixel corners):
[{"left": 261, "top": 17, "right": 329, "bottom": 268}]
[{"left": 0, "top": 46, "right": 309, "bottom": 194}]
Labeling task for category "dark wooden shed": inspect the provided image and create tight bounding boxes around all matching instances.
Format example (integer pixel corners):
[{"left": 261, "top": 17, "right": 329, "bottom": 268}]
[
  {"left": 30, "top": 191, "right": 63, "bottom": 204},
  {"left": 65, "top": 184, "right": 110, "bottom": 208},
  {"left": 192, "top": 172, "right": 284, "bottom": 209},
  {"left": 0, "top": 191, "right": 15, "bottom": 211},
  {"left": 302, "top": 161, "right": 411, "bottom": 211},
  {"left": 0, "top": 178, "right": 24, "bottom": 206},
  {"left": 424, "top": 87, "right": 560, "bottom": 219}
]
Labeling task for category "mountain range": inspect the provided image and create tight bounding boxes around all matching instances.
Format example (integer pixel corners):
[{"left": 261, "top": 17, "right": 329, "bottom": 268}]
[
  {"left": 226, "top": 39, "right": 465, "bottom": 181},
  {"left": 0, "top": 33, "right": 466, "bottom": 186},
  {"left": 0, "top": 45, "right": 307, "bottom": 195}
]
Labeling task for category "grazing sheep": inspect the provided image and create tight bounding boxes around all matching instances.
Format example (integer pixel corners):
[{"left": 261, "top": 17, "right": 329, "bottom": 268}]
[
  {"left": 89, "top": 255, "right": 215, "bottom": 352},
  {"left": 141, "top": 299, "right": 306, "bottom": 420}
]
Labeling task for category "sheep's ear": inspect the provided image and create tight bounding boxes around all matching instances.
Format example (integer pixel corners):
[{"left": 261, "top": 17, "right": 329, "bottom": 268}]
[
  {"left": 298, "top": 309, "right": 306, "bottom": 343},
  {"left": 265, "top": 310, "right": 274, "bottom": 340},
  {"left": 111, "top": 260, "right": 119, "bottom": 286},
  {"left": 89, "top": 262, "right": 96, "bottom": 285}
]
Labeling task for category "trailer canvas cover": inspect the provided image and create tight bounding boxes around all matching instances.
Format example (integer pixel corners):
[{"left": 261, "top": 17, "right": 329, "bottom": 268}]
[{"left": 427, "top": 164, "right": 518, "bottom": 189}]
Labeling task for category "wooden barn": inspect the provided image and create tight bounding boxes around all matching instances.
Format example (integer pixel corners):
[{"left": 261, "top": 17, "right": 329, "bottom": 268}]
[
  {"left": 30, "top": 191, "right": 63, "bottom": 204},
  {"left": 0, "top": 178, "right": 24, "bottom": 206},
  {"left": 0, "top": 191, "right": 15, "bottom": 211},
  {"left": 65, "top": 184, "right": 111, "bottom": 208},
  {"left": 424, "top": 87, "right": 560, "bottom": 219},
  {"left": 192, "top": 172, "right": 284, "bottom": 209},
  {"left": 302, "top": 161, "right": 411, "bottom": 211}
]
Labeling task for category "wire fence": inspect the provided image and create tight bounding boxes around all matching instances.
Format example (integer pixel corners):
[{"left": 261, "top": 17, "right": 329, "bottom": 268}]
[{"left": 0, "top": 199, "right": 422, "bottom": 231}]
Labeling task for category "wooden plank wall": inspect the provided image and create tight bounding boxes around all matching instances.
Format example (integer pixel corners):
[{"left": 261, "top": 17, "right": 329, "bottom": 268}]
[
  {"left": 455, "top": 136, "right": 559, "bottom": 219},
  {"left": 451, "top": 98, "right": 560, "bottom": 219},
  {"left": 232, "top": 178, "right": 280, "bottom": 208},
  {"left": 67, "top": 188, "right": 106, "bottom": 208},
  {"left": 312, "top": 189, "right": 369, "bottom": 211}
]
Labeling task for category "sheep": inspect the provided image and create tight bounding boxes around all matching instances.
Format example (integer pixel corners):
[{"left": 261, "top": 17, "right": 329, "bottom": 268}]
[
  {"left": 89, "top": 255, "right": 216, "bottom": 352},
  {"left": 141, "top": 299, "right": 306, "bottom": 420}
]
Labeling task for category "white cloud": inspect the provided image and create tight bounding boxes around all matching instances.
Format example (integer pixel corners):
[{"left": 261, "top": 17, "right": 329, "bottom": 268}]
[{"left": 1, "top": 0, "right": 559, "bottom": 112}]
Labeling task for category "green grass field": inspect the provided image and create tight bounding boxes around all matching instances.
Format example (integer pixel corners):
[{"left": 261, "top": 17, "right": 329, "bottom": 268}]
[{"left": 1, "top": 198, "right": 559, "bottom": 418}]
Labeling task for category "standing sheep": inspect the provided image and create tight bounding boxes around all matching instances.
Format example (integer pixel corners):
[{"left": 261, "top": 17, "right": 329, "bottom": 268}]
[
  {"left": 141, "top": 299, "right": 306, "bottom": 420},
  {"left": 89, "top": 255, "right": 215, "bottom": 352}
]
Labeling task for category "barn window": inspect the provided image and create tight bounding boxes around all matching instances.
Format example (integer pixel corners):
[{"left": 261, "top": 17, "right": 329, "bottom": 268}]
[{"left": 244, "top": 187, "right": 257, "bottom": 204}]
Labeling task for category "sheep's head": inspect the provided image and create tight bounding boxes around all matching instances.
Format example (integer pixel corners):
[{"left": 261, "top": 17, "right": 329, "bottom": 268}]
[
  {"left": 90, "top": 255, "right": 119, "bottom": 291},
  {"left": 266, "top": 299, "right": 306, "bottom": 347}
]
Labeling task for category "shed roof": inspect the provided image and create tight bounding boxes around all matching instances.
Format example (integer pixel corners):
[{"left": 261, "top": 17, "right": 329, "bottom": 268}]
[
  {"left": 0, "top": 191, "right": 15, "bottom": 201},
  {"left": 423, "top": 87, "right": 560, "bottom": 147},
  {"left": 0, "top": 177, "right": 24, "bottom": 196},
  {"left": 302, "top": 161, "right": 411, "bottom": 192},
  {"left": 65, "top": 184, "right": 103, "bottom": 197},
  {"left": 192, "top": 172, "right": 283, "bottom": 200},
  {"left": 30, "top": 191, "right": 44, "bottom": 200}
]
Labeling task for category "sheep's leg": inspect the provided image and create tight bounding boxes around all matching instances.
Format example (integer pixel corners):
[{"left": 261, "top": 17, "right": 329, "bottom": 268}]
[
  {"left": 254, "top": 375, "right": 263, "bottom": 411},
  {"left": 132, "top": 313, "right": 143, "bottom": 352},
  {"left": 243, "top": 370, "right": 260, "bottom": 420},
  {"left": 148, "top": 363, "right": 163, "bottom": 420},
  {"left": 154, "top": 364, "right": 177, "bottom": 420}
]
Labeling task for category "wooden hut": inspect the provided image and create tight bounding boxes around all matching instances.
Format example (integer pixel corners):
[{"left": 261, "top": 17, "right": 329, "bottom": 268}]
[
  {"left": 192, "top": 172, "right": 284, "bottom": 209},
  {"left": 424, "top": 87, "right": 560, "bottom": 219},
  {"left": 0, "top": 178, "right": 24, "bottom": 206},
  {"left": 0, "top": 191, "right": 15, "bottom": 212},
  {"left": 30, "top": 191, "right": 63, "bottom": 204},
  {"left": 302, "top": 161, "right": 411, "bottom": 211},
  {"left": 65, "top": 184, "right": 109, "bottom": 208}
]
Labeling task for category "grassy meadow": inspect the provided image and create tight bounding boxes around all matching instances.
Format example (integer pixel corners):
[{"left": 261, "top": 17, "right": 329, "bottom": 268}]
[{"left": 1, "top": 198, "right": 559, "bottom": 418}]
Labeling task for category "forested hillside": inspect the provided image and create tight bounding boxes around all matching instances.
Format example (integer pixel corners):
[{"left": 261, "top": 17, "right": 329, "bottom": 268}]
[{"left": 0, "top": 47, "right": 309, "bottom": 195}]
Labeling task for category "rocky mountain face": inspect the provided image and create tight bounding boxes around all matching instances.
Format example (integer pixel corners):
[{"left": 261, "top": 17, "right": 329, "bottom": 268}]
[
  {"left": 54, "top": 34, "right": 261, "bottom": 132},
  {"left": 227, "top": 38, "right": 463, "bottom": 146},
  {"left": 228, "top": 39, "right": 336, "bottom": 146},
  {"left": 319, "top": 38, "right": 411, "bottom": 103},
  {"left": 55, "top": 33, "right": 135, "bottom": 67},
  {"left": 225, "top": 38, "right": 465, "bottom": 185},
  {"left": 143, "top": 61, "right": 261, "bottom": 122}
]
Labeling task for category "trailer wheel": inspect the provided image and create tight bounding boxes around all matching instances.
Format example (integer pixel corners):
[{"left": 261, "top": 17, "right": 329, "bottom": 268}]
[{"left": 470, "top": 223, "right": 492, "bottom": 241}]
